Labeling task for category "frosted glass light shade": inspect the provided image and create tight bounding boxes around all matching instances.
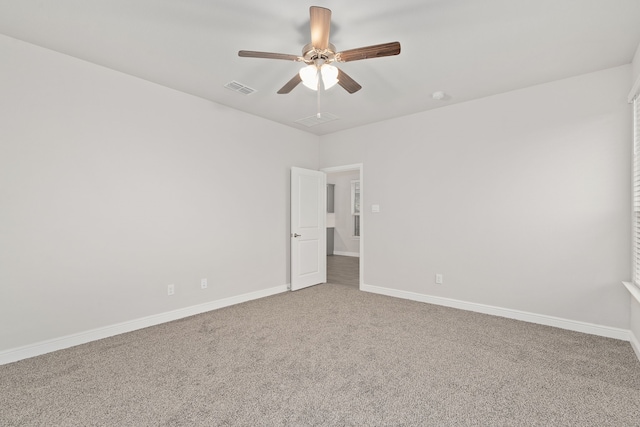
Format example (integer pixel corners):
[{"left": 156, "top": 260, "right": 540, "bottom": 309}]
[
  {"left": 299, "top": 65, "right": 319, "bottom": 90},
  {"left": 299, "top": 64, "right": 339, "bottom": 91},
  {"left": 320, "top": 64, "right": 338, "bottom": 89}
]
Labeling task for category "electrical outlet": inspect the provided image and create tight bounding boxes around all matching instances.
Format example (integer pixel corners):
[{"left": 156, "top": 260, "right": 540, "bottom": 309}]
[
  {"left": 168, "top": 284, "right": 175, "bottom": 295},
  {"left": 435, "top": 274, "right": 443, "bottom": 284},
  {"left": 201, "top": 278, "right": 208, "bottom": 289}
]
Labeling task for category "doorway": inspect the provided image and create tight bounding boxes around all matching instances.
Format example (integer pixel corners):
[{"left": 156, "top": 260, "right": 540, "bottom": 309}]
[{"left": 322, "top": 164, "right": 363, "bottom": 289}]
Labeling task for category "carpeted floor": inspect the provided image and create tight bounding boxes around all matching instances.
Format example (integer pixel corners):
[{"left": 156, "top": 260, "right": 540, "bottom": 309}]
[
  {"left": 1, "top": 275, "right": 639, "bottom": 426},
  {"left": 327, "top": 255, "right": 359, "bottom": 287}
]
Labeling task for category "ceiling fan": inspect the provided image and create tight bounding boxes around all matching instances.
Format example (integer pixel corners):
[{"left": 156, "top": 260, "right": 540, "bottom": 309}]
[{"left": 238, "top": 6, "right": 401, "bottom": 94}]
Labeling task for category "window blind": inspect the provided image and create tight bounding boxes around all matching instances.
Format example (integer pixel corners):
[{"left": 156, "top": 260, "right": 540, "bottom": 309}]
[{"left": 634, "top": 95, "right": 640, "bottom": 287}]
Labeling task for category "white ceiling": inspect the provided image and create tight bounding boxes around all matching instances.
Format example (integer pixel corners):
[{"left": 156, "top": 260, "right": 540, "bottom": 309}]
[{"left": 2, "top": 0, "right": 640, "bottom": 135}]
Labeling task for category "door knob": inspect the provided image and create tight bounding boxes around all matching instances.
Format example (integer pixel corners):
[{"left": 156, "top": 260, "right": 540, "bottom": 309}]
[{"left": 293, "top": 233, "right": 301, "bottom": 238}]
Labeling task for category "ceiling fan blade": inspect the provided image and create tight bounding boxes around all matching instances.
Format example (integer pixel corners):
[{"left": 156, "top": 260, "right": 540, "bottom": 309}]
[
  {"left": 238, "top": 50, "right": 302, "bottom": 62},
  {"left": 310, "top": 6, "right": 331, "bottom": 50},
  {"left": 277, "top": 74, "right": 303, "bottom": 94},
  {"left": 337, "top": 68, "right": 362, "bottom": 94},
  {"left": 336, "top": 42, "right": 401, "bottom": 62}
]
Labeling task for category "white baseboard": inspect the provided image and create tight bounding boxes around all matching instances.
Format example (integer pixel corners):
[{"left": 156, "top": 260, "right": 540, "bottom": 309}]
[
  {"left": 332, "top": 251, "right": 359, "bottom": 257},
  {"left": 630, "top": 332, "right": 640, "bottom": 361},
  {"left": 0, "top": 285, "right": 288, "bottom": 366},
  {"left": 4, "top": 283, "right": 635, "bottom": 366},
  {"left": 361, "top": 284, "right": 631, "bottom": 342}
]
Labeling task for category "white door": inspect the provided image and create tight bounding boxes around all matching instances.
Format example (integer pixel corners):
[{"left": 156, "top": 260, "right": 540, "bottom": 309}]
[{"left": 291, "top": 167, "right": 326, "bottom": 291}]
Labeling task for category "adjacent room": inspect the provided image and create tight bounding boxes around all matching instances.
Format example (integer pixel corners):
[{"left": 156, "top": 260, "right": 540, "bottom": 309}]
[
  {"left": 326, "top": 168, "right": 361, "bottom": 287},
  {"left": 2, "top": 0, "right": 640, "bottom": 425}
]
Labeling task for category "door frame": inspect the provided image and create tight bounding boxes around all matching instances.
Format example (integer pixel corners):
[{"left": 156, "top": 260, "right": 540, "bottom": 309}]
[{"left": 321, "top": 163, "right": 364, "bottom": 289}]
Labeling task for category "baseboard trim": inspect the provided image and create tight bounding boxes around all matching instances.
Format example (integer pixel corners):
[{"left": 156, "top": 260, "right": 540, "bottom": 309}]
[
  {"left": 630, "top": 331, "right": 640, "bottom": 361},
  {"left": 4, "top": 283, "right": 634, "bottom": 366},
  {"left": 361, "top": 284, "right": 631, "bottom": 341},
  {"left": 332, "top": 251, "right": 360, "bottom": 257},
  {"left": 0, "top": 285, "right": 288, "bottom": 366}
]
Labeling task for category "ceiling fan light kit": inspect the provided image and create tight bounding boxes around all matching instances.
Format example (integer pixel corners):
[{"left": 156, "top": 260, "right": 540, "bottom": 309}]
[
  {"left": 299, "top": 63, "right": 339, "bottom": 90},
  {"left": 238, "top": 6, "right": 401, "bottom": 95}
]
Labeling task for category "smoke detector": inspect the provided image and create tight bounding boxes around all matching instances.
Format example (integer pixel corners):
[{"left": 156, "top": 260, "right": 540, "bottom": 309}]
[{"left": 432, "top": 91, "right": 446, "bottom": 101}]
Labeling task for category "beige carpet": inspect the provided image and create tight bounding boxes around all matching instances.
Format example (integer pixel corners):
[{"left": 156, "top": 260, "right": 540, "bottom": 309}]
[
  {"left": 1, "top": 281, "right": 639, "bottom": 426},
  {"left": 327, "top": 255, "right": 359, "bottom": 287}
]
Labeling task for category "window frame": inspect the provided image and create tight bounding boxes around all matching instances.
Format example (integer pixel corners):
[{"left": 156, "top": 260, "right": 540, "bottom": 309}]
[{"left": 351, "top": 180, "right": 360, "bottom": 238}]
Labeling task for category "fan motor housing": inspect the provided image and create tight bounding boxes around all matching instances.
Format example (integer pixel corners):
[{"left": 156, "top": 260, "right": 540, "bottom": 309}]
[{"left": 302, "top": 43, "right": 337, "bottom": 62}]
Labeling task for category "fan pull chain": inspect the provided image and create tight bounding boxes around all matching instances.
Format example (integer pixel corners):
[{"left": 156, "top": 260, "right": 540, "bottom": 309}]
[{"left": 317, "top": 67, "right": 322, "bottom": 119}]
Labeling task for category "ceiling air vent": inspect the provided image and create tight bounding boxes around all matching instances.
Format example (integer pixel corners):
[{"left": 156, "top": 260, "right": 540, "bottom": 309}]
[
  {"left": 224, "top": 81, "right": 256, "bottom": 95},
  {"left": 295, "top": 113, "right": 339, "bottom": 127}
]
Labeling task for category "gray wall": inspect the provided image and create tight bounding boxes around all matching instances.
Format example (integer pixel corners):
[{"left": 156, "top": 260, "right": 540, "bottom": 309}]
[
  {"left": 320, "top": 65, "right": 632, "bottom": 329},
  {"left": 1, "top": 32, "right": 637, "bottom": 357},
  {"left": 630, "top": 46, "right": 640, "bottom": 355},
  {"left": 0, "top": 35, "right": 319, "bottom": 351}
]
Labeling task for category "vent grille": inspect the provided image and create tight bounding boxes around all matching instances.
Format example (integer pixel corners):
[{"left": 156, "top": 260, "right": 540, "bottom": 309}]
[
  {"left": 224, "top": 81, "right": 256, "bottom": 95},
  {"left": 295, "top": 112, "right": 339, "bottom": 127}
]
